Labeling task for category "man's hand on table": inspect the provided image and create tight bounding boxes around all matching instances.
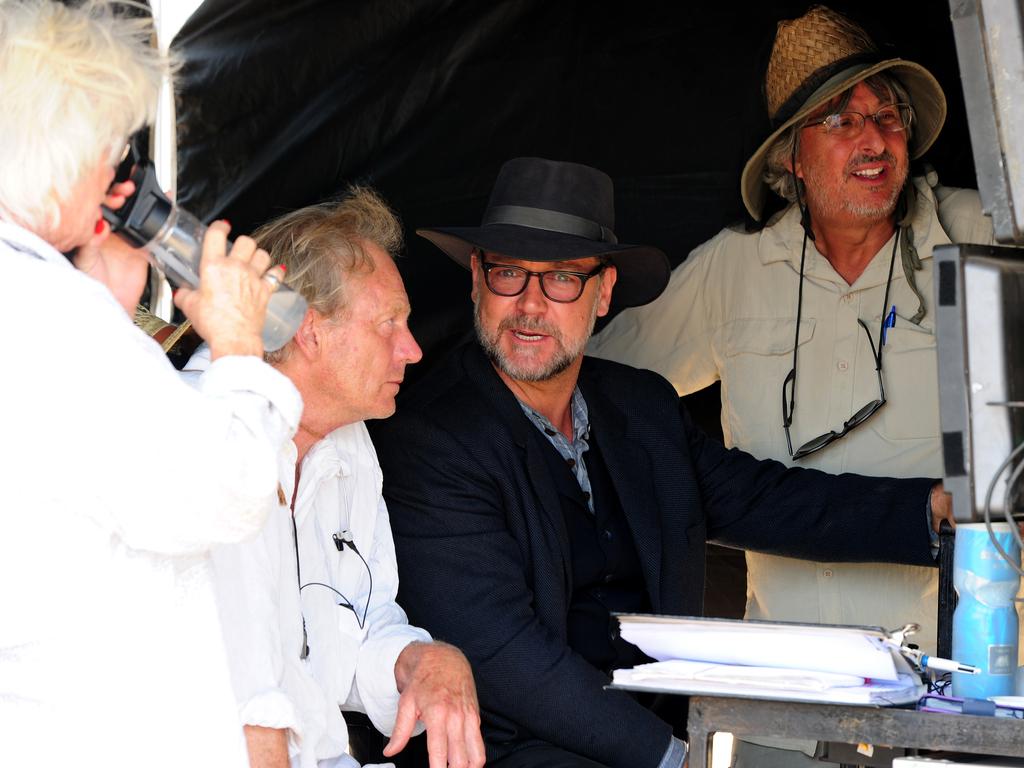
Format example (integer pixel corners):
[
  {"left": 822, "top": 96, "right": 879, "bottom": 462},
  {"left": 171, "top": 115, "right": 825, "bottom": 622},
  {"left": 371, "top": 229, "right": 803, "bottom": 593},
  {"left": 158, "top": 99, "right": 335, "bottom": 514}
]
[{"left": 386, "top": 641, "right": 485, "bottom": 768}]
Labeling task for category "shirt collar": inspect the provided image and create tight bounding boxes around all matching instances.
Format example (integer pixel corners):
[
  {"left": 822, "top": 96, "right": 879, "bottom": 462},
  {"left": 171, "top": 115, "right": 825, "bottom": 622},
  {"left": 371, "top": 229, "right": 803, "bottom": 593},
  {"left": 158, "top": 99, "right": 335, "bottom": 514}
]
[
  {"left": 758, "top": 176, "right": 943, "bottom": 287},
  {"left": 0, "top": 220, "right": 72, "bottom": 269},
  {"left": 517, "top": 386, "right": 590, "bottom": 445},
  {"left": 291, "top": 421, "right": 378, "bottom": 526},
  {"left": 300, "top": 421, "right": 379, "bottom": 484}
]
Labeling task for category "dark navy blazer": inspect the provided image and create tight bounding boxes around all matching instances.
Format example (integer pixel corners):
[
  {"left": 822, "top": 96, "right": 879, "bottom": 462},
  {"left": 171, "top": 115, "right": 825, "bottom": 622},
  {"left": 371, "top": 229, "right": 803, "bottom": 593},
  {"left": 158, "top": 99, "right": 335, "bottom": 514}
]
[{"left": 372, "top": 341, "right": 935, "bottom": 768}]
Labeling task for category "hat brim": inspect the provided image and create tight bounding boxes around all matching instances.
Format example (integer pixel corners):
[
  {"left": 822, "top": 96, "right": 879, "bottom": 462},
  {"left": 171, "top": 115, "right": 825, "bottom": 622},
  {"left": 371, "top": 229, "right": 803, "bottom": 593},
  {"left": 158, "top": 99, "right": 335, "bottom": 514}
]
[
  {"left": 741, "top": 58, "right": 947, "bottom": 221},
  {"left": 417, "top": 224, "right": 670, "bottom": 310}
]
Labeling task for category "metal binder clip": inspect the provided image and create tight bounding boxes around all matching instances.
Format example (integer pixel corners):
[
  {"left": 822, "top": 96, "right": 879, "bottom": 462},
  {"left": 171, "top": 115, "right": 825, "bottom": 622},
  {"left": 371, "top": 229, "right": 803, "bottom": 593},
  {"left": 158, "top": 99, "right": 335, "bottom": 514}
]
[{"left": 887, "top": 623, "right": 920, "bottom": 647}]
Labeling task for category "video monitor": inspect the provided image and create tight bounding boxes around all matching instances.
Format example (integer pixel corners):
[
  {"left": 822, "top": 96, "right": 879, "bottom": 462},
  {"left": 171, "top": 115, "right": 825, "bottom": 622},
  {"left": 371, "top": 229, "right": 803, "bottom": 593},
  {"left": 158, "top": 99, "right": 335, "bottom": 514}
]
[{"left": 934, "top": 243, "right": 1024, "bottom": 522}]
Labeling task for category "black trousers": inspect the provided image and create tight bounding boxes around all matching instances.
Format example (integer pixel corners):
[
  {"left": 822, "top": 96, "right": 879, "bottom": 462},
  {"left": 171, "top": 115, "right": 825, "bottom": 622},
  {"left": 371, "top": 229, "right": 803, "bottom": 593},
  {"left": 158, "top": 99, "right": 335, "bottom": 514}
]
[
  {"left": 489, "top": 743, "right": 610, "bottom": 768},
  {"left": 345, "top": 711, "right": 428, "bottom": 767},
  {"left": 347, "top": 690, "right": 686, "bottom": 767},
  {"left": 488, "top": 692, "right": 688, "bottom": 768}
]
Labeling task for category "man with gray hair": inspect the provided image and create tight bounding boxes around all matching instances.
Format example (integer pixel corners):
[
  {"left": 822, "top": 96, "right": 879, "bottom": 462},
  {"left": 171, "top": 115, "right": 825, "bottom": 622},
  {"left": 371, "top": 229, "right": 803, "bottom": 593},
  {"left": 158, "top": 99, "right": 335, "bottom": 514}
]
[
  {"left": 588, "top": 6, "right": 993, "bottom": 766},
  {"left": 188, "top": 187, "right": 484, "bottom": 768}
]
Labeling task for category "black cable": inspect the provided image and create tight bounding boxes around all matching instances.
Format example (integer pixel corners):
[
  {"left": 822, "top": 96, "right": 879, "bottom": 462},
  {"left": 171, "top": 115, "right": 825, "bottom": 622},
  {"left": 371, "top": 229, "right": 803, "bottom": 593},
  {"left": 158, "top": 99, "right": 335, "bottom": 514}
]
[
  {"left": 982, "top": 439, "right": 1024, "bottom": 578},
  {"left": 299, "top": 537, "right": 373, "bottom": 631},
  {"left": 291, "top": 510, "right": 310, "bottom": 659}
]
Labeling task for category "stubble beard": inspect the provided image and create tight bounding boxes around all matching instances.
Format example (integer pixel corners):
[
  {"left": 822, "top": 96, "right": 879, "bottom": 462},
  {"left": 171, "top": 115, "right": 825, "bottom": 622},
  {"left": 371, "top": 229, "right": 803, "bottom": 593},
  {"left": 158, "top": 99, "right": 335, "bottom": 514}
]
[
  {"left": 474, "top": 298, "right": 599, "bottom": 383},
  {"left": 805, "top": 150, "right": 909, "bottom": 222}
]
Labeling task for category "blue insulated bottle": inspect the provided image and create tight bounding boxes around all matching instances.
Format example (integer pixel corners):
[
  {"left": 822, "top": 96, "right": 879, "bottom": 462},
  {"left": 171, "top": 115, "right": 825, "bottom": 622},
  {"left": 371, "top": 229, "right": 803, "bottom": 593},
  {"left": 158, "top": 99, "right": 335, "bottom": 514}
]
[{"left": 952, "top": 523, "right": 1021, "bottom": 698}]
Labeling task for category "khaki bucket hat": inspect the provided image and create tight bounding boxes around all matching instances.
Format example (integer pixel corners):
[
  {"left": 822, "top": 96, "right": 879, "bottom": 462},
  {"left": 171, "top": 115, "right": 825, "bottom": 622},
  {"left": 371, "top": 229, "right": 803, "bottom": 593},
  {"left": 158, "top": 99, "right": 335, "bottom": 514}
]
[{"left": 741, "top": 5, "right": 947, "bottom": 221}]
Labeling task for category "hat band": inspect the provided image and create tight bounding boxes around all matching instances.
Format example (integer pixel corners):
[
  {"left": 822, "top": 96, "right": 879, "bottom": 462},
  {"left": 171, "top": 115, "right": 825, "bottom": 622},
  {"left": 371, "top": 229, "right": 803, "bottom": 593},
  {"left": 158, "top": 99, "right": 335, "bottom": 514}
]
[
  {"left": 771, "top": 52, "right": 883, "bottom": 128},
  {"left": 482, "top": 204, "right": 618, "bottom": 244}
]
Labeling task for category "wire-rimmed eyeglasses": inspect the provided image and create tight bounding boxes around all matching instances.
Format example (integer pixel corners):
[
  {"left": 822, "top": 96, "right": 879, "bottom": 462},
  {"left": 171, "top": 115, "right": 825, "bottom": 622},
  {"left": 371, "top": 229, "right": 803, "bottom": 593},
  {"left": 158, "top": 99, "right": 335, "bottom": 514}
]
[
  {"left": 782, "top": 318, "right": 886, "bottom": 460},
  {"left": 481, "top": 260, "right": 607, "bottom": 303},
  {"left": 802, "top": 103, "right": 914, "bottom": 141}
]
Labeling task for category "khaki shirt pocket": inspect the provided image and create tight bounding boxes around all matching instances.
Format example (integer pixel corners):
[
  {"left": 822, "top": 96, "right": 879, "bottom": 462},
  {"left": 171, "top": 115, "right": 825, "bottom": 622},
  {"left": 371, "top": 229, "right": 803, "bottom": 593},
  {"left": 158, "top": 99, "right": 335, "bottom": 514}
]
[
  {"left": 717, "top": 318, "right": 815, "bottom": 454},
  {"left": 876, "top": 317, "right": 940, "bottom": 441}
]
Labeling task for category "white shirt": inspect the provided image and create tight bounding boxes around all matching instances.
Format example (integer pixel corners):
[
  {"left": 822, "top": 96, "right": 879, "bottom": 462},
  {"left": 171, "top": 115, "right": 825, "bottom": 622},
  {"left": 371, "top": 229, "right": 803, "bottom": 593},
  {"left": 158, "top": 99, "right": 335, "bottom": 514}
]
[
  {"left": 0, "top": 222, "right": 303, "bottom": 767},
  {"left": 295, "top": 421, "right": 431, "bottom": 747},
  {"left": 188, "top": 348, "right": 430, "bottom": 768}
]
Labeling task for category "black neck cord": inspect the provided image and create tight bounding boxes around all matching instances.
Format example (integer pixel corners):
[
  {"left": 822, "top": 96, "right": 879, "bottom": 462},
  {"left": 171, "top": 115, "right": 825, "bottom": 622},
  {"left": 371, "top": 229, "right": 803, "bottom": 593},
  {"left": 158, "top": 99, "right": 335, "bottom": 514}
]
[
  {"left": 299, "top": 537, "right": 373, "bottom": 632},
  {"left": 788, "top": 137, "right": 902, "bottom": 419},
  {"left": 291, "top": 491, "right": 374, "bottom": 640}
]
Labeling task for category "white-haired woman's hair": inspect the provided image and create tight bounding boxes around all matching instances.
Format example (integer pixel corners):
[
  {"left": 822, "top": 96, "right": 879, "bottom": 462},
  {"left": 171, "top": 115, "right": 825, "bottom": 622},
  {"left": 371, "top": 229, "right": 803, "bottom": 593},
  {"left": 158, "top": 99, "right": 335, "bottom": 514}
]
[{"left": 0, "top": 0, "right": 167, "bottom": 235}]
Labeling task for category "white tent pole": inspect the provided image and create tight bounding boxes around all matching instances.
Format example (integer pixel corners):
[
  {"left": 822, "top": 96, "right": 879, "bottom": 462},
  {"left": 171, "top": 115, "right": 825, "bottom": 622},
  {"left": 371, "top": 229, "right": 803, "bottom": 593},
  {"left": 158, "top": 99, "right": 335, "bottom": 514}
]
[{"left": 148, "top": 0, "right": 204, "bottom": 321}]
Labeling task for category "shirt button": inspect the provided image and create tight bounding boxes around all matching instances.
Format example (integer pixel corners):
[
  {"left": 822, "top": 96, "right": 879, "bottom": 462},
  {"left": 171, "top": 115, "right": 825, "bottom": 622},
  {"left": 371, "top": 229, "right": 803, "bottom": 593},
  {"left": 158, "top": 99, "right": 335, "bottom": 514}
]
[
  {"left": 837, "top": 360, "right": 849, "bottom": 372},
  {"left": 603, "top": 573, "right": 614, "bottom": 584},
  {"left": 566, "top": 458, "right": 576, "bottom": 468},
  {"left": 823, "top": 568, "right": 834, "bottom": 577},
  {"left": 583, "top": 491, "right": 591, "bottom": 501},
  {"left": 603, "top": 529, "right": 613, "bottom": 541}
]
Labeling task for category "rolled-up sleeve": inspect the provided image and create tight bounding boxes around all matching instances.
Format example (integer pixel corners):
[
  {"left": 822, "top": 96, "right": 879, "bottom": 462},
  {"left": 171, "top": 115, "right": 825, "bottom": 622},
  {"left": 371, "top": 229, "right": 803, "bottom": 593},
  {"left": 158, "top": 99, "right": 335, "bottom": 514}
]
[
  {"left": 210, "top": 509, "right": 301, "bottom": 734},
  {"left": 80, "top": 311, "right": 302, "bottom": 554}
]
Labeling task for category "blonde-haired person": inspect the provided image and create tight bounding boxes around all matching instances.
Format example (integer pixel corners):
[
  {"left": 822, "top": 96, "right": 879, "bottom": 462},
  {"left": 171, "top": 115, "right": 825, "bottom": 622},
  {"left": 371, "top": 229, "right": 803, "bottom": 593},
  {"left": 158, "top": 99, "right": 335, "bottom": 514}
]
[
  {"left": 187, "top": 187, "right": 484, "bottom": 768},
  {"left": 0, "top": 2, "right": 300, "bottom": 766}
]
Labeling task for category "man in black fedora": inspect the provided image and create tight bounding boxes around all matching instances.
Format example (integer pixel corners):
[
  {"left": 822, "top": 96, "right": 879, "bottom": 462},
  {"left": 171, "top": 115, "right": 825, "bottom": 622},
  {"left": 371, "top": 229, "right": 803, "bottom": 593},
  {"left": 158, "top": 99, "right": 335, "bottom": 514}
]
[{"left": 372, "top": 157, "right": 951, "bottom": 768}]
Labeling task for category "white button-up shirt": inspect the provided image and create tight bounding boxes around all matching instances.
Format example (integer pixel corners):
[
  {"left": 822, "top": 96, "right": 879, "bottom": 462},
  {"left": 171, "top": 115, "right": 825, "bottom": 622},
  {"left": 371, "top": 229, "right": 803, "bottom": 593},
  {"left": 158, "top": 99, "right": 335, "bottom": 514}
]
[
  {"left": 189, "top": 348, "right": 430, "bottom": 768},
  {"left": 0, "top": 221, "right": 303, "bottom": 767}
]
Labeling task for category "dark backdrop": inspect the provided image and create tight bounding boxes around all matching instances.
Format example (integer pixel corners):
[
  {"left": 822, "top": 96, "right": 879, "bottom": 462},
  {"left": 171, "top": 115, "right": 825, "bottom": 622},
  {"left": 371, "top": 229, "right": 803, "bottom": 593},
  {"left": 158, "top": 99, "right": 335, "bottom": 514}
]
[
  {"left": 173, "top": 0, "right": 972, "bottom": 626},
  {"left": 174, "top": 0, "right": 974, "bottom": 378}
]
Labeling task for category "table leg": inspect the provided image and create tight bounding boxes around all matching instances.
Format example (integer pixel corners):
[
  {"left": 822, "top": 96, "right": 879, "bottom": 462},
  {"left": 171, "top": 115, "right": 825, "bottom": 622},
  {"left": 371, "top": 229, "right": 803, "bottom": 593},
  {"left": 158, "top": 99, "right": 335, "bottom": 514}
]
[{"left": 687, "top": 722, "right": 711, "bottom": 767}]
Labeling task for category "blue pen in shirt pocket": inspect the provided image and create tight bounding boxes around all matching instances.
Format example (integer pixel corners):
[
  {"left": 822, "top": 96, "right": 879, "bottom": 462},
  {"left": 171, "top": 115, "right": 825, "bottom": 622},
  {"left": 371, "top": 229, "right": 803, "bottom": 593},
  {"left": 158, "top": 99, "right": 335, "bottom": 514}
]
[{"left": 881, "top": 305, "right": 897, "bottom": 345}]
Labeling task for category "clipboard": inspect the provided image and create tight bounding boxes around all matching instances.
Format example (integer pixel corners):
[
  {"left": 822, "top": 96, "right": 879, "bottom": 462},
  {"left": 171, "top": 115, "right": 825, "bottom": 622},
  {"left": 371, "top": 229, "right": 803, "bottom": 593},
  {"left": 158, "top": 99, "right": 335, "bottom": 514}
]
[{"left": 609, "top": 613, "right": 926, "bottom": 707}]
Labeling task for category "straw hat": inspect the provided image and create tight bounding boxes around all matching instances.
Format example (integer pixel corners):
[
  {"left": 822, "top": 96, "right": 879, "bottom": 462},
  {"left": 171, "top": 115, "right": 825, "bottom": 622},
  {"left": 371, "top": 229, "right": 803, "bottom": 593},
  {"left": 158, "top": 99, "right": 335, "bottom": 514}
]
[{"left": 741, "top": 5, "right": 947, "bottom": 221}]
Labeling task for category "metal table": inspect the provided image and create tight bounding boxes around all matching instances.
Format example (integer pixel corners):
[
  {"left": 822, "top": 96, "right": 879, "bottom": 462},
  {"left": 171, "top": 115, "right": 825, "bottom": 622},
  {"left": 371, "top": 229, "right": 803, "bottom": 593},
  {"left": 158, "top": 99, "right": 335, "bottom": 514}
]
[{"left": 687, "top": 695, "right": 1024, "bottom": 768}]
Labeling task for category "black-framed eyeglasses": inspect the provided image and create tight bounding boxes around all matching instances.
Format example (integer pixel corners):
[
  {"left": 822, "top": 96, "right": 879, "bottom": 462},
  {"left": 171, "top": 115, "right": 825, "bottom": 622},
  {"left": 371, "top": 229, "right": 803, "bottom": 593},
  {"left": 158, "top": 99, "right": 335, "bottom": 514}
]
[
  {"left": 481, "top": 260, "right": 607, "bottom": 303},
  {"left": 782, "top": 318, "right": 886, "bottom": 460},
  {"left": 802, "top": 103, "right": 914, "bottom": 140}
]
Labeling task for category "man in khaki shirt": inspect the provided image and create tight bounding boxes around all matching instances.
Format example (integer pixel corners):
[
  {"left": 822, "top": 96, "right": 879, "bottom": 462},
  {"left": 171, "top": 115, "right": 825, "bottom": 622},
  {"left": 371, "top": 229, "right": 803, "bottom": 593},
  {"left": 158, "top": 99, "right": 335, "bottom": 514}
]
[{"left": 589, "top": 7, "right": 993, "bottom": 767}]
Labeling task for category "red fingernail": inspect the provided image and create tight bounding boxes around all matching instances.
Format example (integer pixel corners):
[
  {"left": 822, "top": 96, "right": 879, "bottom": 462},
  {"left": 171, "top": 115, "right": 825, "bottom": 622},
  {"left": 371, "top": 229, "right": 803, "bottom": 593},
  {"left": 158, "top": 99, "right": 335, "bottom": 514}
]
[
  {"left": 280, "top": 265, "right": 287, "bottom": 274},
  {"left": 94, "top": 219, "right": 104, "bottom": 235}
]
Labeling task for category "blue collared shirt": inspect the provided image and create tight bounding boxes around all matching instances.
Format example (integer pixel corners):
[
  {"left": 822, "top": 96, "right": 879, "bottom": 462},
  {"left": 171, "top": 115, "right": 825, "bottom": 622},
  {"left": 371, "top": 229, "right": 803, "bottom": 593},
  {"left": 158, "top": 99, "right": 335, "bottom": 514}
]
[{"left": 517, "top": 386, "right": 594, "bottom": 514}]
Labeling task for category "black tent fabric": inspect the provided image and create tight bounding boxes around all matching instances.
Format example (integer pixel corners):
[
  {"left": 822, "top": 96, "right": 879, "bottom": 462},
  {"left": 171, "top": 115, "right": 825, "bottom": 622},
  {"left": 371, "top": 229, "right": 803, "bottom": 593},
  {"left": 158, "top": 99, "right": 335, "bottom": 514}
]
[
  {"left": 170, "top": 2, "right": 977, "bottom": 715},
  {"left": 174, "top": 0, "right": 975, "bottom": 373}
]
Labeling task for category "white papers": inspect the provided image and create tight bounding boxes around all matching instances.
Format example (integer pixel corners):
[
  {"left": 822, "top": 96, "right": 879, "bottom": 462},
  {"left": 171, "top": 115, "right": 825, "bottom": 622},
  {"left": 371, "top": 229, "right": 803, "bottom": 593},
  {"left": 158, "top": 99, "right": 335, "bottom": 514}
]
[
  {"left": 623, "top": 658, "right": 866, "bottom": 692},
  {"left": 612, "top": 660, "right": 923, "bottom": 705},
  {"left": 619, "top": 614, "right": 898, "bottom": 679},
  {"left": 610, "top": 614, "right": 926, "bottom": 706}
]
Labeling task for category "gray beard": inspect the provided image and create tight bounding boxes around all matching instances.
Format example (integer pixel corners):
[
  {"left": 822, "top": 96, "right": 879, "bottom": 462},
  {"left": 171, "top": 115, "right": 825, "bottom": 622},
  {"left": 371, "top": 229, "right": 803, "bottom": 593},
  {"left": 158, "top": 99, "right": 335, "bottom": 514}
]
[
  {"left": 473, "top": 299, "right": 598, "bottom": 383},
  {"left": 843, "top": 175, "right": 905, "bottom": 218},
  {"left": 805, "top": 151, "right": 908, "bottom": 222}
]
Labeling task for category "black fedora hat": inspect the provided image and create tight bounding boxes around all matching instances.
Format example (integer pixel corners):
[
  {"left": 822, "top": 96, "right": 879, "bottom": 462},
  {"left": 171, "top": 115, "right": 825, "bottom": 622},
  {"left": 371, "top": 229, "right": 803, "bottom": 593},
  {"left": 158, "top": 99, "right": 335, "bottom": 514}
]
[{"left": 417, "top": 157, "right": 670, "bottom": 309}]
